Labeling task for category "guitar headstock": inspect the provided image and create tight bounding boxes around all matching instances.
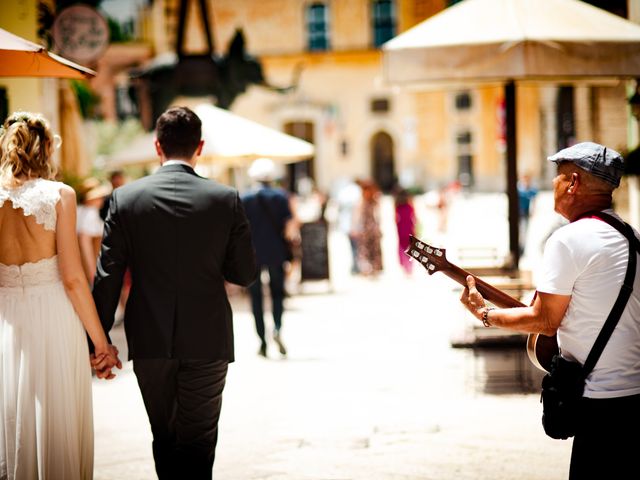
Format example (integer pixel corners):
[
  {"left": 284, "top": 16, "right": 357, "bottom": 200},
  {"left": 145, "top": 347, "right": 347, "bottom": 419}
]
[{"left": 405, "top": 235, "right": 450, "bottom": 275}]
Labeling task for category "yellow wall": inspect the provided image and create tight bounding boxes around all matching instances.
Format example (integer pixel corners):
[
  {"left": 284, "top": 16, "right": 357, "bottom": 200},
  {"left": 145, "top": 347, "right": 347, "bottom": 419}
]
[
  {"left": 477, "top": 86, "right": 502, "bottom": 179},
  {"left": 415, "top": 90, "right": 448, "bottom": 182},
  {"left": 398, "top": 0, "right": 447, "bottom": 31},
  {"left": 0, "top": 0, "right": 43, "bottom": 115},
  {"left": 154, "top": 0, "right": 448, "bottom": 56},
  {"left": 516, "top": 85, "right": 541, "bottom": 176}
]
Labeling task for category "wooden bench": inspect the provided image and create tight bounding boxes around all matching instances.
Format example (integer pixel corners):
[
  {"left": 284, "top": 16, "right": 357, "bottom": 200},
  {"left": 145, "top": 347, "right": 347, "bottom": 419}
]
[{"left": 453, "top": 327, "right": 535, "bottom": 392}]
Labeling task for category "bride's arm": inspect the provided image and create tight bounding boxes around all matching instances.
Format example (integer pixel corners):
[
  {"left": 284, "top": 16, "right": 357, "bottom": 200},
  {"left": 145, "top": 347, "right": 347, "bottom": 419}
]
[{"left": 56, "top": 185, "right": 122, "bottom": 377}]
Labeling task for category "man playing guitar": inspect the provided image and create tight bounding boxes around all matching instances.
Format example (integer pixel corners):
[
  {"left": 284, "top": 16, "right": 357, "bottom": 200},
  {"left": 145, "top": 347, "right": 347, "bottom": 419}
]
[{"left": 459, "top": 143, "right": 640, "bottom": 480}]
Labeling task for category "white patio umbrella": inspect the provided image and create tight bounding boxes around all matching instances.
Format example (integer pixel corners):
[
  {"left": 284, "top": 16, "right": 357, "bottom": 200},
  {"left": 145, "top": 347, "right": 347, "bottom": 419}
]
[
  {"left": 383, "top": 0, "right": 640, "bottom": 269},
  {"left": 0, "top": 27, "right": 95, "bottom": 79},
  {"left": 105, "top": 103, "right": 314, "bottom": 169},
  {"left": 383, "top": 0, "right": 640, "bottom": 372}
]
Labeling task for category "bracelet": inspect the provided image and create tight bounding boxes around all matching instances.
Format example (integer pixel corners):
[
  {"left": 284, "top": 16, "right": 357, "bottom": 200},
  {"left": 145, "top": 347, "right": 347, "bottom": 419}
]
[{"left": 481, "top": 307, "right": 496, "bottom": 327}]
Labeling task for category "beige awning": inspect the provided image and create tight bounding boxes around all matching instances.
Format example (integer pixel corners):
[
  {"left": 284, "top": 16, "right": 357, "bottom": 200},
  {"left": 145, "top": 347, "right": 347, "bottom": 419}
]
[
  {"left": 0, "top": 27, "right": 95, "bottom": 79},
  {"left": 383, "top": 0, "right": 640, "bottom": 85}
]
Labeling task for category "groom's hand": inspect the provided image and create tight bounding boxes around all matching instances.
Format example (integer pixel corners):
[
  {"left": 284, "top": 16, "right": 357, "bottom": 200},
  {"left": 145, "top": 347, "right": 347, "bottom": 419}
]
[
  {"left": 91, "top": 345, "right": 123, "bottom": 380},
  {"left": 90, "top": 353, "right": 114, "bottom": 379}
]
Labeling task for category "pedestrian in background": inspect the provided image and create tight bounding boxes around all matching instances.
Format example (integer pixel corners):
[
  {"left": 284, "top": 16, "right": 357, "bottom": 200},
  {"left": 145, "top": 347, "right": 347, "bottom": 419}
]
[
  {"left": 92, "top": 106, "right": 256, "bottom": 479},
  {"left": 517, "top": 172, "right": 538, "bottom": 254},
  {"left": 241, "top": 157, "right": 294, "bottom": 358},
  {"left": 335, "top": 178, "right": 362, "bottom": 274},
  {"left": 77, "top": 177, "right": 110, "bottom": 286},
  {"left": 99, "top": 169, "right": 126, "bottom": 221},
  {"left": 394, "top": 187, "right": 417, "bottom": 275},
  {"left": 460, "top": 142, "right": 640, "bottom": 479},
  {"left": 353, "top": 179, "right": 383, "bottom": 277}
]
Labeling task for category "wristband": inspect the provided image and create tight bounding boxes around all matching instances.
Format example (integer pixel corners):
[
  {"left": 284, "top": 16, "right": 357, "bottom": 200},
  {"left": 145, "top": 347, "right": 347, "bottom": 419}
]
[{"left": 481, "top": 307, "right": 496, "bottom": 327}]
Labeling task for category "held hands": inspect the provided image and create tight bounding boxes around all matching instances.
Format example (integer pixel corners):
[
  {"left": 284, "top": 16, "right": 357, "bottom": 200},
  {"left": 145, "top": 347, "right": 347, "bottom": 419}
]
[
  {"left": 460, "top": 275, "right": 489, "bottom": 324},
  {"left": 90, "top": 344, "right": 123, "bottom": 380}
]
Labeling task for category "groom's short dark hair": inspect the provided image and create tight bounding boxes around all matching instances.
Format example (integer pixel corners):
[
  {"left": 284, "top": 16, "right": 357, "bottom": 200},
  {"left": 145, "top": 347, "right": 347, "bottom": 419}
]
[{"left": 156, "top": 107, "right": 202, "bottom": 159}]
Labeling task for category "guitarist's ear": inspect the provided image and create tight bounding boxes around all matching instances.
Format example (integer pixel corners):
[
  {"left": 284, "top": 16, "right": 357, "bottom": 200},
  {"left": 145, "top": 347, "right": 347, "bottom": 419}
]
[{"left": 567, "top": 173, "right": 579, "bottom": 194}]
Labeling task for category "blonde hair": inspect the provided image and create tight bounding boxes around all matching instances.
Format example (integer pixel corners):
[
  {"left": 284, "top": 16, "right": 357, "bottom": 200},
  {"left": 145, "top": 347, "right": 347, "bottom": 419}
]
[{"left": 0, "top": 111, "right": 57, "bottom": 185}]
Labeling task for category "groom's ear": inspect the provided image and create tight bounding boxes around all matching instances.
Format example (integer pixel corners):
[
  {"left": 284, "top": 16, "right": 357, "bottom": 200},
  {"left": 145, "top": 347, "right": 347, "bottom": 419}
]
[
  {"left": 195, "top": 139, "right": 204, "bottom": 156},
  {"left": 154, "top": 139, "right": 164, "bottom": 158}
]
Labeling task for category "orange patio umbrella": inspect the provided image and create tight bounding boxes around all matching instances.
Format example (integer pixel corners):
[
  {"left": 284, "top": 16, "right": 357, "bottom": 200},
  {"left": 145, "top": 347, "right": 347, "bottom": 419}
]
[{"left": 0, "top": 27, "right": 95, "bottom": 79}]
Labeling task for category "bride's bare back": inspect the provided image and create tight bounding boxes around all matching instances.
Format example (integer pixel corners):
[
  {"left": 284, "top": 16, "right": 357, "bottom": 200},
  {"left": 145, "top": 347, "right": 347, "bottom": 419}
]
[{"left": 0, "top": 200, "right": 56, "bottom": 266}]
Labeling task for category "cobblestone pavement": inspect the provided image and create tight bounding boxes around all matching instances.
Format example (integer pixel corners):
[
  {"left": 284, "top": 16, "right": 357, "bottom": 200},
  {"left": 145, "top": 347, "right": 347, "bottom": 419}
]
[{"left": 92, "top": 192, "right": 573, "bottom": 479}]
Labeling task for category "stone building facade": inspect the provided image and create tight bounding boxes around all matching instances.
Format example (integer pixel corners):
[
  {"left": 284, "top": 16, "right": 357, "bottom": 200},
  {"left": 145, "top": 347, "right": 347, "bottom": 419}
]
[{"left": 100, "top": 0, "right": 636, "bottom": 197}]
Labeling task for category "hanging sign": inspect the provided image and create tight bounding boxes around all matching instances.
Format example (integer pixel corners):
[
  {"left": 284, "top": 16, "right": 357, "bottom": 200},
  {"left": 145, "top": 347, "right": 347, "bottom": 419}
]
[{"left": 52, "top": 5, "right": 109, "bottom": 64}]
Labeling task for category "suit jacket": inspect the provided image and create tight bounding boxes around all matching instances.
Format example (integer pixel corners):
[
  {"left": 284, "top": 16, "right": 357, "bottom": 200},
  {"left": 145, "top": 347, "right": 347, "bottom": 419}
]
[
  {"left": 241, "top": 186, "right": 292, "bottom": 266},
  {"left": 92, "top": 164, "right": 257, "bottom": 361}
]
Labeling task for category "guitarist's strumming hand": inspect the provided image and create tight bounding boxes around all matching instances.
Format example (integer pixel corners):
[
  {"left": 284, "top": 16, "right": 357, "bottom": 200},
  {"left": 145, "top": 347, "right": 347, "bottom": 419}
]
[{"left": 460, "top": 275, "right": 495, "bottom": 327}]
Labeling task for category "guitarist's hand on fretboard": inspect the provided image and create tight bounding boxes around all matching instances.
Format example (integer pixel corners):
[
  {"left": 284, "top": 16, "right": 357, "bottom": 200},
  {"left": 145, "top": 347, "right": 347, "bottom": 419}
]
[
  {"left": 460, "top": 275, "right": 492, "bottom": 325},
  {"left": 406, "top": 235, "right": 559, "bottom": 372}
]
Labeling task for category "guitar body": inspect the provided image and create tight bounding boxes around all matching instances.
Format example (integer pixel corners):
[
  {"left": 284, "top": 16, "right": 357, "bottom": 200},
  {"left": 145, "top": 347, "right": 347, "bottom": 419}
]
[
  {"left": 407, "top": 235, "right": 558, "bottom": 372},
  {"left": 526, "top": 333, "right": 559, "bottom": 373}
]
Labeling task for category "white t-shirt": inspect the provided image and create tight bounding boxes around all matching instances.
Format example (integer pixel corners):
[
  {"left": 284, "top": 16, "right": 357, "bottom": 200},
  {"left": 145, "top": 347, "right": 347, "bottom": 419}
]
[{"left": 537, "top": 210, "right": 640, "bottom": 398}]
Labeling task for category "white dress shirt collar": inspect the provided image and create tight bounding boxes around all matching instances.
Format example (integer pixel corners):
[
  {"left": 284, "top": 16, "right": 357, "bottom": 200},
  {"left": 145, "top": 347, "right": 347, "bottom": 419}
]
[{"left": 163, "top": 159, "right": 194, "bottom": 168}]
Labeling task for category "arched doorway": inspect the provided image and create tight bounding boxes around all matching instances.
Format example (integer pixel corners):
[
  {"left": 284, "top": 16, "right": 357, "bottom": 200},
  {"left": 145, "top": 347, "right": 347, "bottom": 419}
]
[
  {"left": 284, "top": 121, "right": 314, "bottom": 193},
  {"left": 370, "top": 131, "right": 395, "bottom": 192}
]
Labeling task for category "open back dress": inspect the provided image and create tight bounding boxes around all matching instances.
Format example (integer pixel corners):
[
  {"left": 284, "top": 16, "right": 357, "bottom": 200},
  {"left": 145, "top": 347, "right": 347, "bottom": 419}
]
[{"left": 0, "top": 178, "right": 93, "bottom": 480}]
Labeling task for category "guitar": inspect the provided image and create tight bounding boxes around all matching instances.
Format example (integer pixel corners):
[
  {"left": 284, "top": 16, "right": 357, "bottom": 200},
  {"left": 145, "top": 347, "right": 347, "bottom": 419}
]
[{"left": 406, "top": 235, "right": 558, "bottom": 372}]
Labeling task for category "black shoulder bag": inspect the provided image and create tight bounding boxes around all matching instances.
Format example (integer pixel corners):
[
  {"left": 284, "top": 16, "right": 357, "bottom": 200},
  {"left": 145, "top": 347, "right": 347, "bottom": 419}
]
[
  {"left": 257, "top": 193, "right": 294, "bottom": 262},
  {"left": 541, "top": 212, "right": 639, "bottom": 440}
]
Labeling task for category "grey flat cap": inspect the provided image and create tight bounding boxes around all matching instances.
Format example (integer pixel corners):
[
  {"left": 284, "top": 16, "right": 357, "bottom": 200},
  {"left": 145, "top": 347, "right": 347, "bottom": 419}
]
[{"left": 547, "top": 142, "right": 625, "bottom": 187}]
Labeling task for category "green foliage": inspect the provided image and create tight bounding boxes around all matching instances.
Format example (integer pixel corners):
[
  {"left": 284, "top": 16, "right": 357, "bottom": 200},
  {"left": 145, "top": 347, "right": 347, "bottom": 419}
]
[
  {"left": 70, "top": 80, "right": 100, "bottom": 119},
  {"left": 406, "top": 185, "right": 425, "bottom": 196},
  {"left": 107, "top": 16, "right": 133, "bottom": 43},
  {"left": 93, "top": 118, "right": 144, "bottom": 156}
]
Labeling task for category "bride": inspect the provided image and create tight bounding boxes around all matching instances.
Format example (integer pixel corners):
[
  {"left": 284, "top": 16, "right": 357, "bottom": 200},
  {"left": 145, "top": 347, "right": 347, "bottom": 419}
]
[{"left": 0, "top": 112, "right": 121, "bottom": 479}]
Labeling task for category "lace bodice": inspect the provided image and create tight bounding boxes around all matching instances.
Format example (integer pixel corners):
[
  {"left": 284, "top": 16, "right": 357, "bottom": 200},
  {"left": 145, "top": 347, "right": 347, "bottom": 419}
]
[
  {"left": 0, "top": 256, "right": 61, "bottom": 288},
  {"left": 0, "top": 178, "right": 62, "bottom": 231}
]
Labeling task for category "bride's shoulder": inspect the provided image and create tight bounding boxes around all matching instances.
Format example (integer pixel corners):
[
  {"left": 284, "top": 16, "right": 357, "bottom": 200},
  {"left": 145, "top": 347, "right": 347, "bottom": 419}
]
[{"left": 56, "top": 182, "right": 76, "bottom": 197}]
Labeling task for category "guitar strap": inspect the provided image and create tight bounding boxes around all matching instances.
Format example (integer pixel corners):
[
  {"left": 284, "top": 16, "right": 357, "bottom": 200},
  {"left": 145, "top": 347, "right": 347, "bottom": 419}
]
[{"left": 574, "top": 211, "right": 639, "bottom": 377}]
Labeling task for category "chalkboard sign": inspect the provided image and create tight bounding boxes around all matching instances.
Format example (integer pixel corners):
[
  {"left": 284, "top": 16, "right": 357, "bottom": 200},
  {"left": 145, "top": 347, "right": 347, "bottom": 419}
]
[{"left": 300, "top": 221, "right": 330, "bottom": 281}]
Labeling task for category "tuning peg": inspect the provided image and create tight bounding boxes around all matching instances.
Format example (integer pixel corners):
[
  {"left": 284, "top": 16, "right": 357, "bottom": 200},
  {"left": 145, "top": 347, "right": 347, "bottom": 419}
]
[
  {"left": 416, "top": 241, "right": 424, "bottom": 249},
  {"left": 434, "top": 249, "right": 443, "bottom": 257}
]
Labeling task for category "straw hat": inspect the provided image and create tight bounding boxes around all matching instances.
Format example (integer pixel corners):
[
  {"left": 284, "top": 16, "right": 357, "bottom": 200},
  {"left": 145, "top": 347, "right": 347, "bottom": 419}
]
[{"left": 85, "top": 184, "right": 112, "bottom": 202}]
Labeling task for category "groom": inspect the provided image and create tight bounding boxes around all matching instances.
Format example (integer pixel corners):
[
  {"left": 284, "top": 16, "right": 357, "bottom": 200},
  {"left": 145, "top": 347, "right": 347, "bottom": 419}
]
[{"left": 92, "top": 106, "right": 257, "bottom": 479}]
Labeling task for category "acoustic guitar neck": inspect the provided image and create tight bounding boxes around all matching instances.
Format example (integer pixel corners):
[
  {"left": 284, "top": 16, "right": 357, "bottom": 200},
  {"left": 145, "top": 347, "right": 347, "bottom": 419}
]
[{"left": 441, "top": 263, "right": 525, "bottom": 309}]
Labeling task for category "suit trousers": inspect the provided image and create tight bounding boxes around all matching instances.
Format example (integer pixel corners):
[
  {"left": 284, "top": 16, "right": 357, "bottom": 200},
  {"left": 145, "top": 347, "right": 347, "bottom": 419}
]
[{"left": 133, "top": 359, "right": 229, "bottom": 480}]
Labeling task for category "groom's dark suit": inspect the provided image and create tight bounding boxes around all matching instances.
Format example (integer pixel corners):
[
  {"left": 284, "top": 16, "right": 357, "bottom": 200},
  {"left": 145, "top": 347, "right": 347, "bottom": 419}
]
[{"left": 93, "top": 163, "right": 256, "bottom": 479}]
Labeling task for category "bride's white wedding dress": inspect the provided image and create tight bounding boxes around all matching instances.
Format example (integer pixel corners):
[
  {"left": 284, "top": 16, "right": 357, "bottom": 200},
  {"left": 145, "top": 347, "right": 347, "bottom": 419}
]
[{"left": 0, "top": 179, "right": 93, "bottom": 479}]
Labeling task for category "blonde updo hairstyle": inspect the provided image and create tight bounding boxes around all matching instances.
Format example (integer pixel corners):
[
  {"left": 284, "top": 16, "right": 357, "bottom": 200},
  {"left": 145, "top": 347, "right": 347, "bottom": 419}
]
[{"left": 0, "top": 111, "right": 57, "bottom": 184}]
